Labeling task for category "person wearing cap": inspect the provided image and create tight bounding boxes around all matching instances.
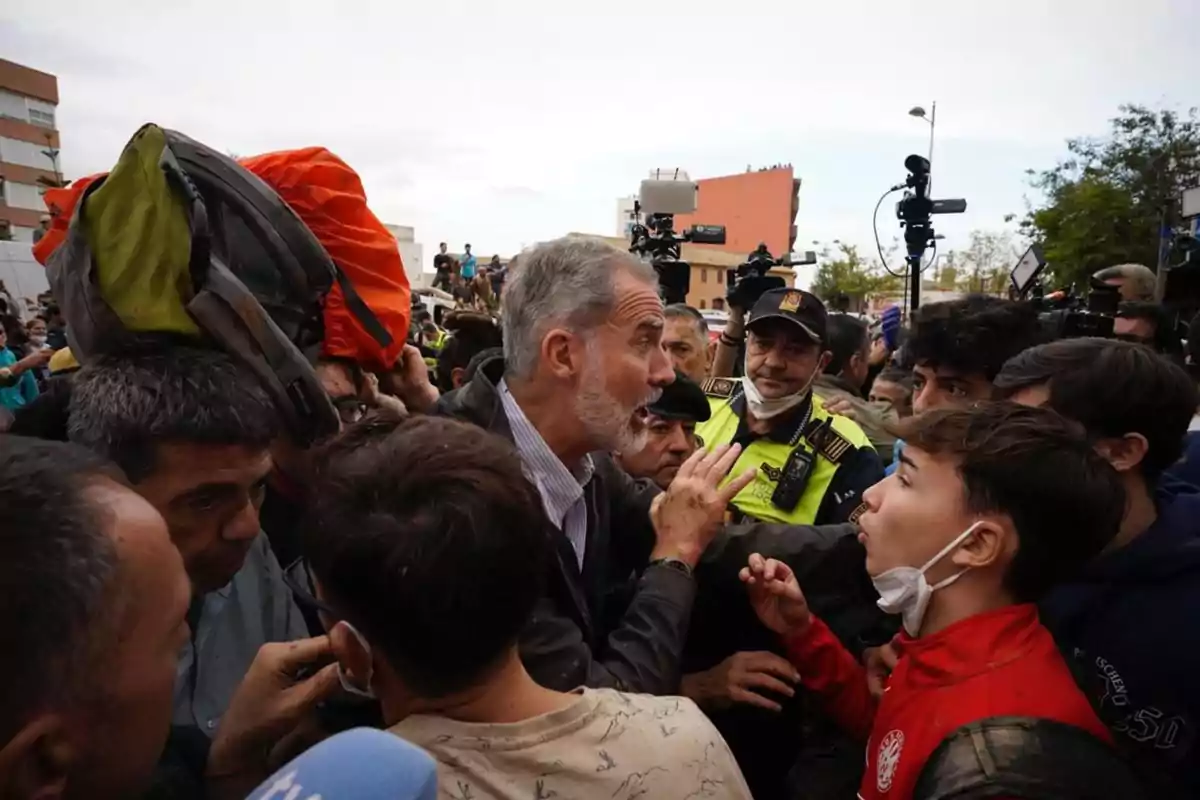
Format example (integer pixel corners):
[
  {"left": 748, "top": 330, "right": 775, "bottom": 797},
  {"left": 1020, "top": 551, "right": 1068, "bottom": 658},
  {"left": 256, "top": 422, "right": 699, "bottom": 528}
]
[
  {"left": 616, "top": 370, "right": 710, "bottom": 490},
  {"left": 696, "top": 287, "right": 882, "bottom": 527},
  {"left": 689, "top": 289, "right": 888, "bottom": 799}
]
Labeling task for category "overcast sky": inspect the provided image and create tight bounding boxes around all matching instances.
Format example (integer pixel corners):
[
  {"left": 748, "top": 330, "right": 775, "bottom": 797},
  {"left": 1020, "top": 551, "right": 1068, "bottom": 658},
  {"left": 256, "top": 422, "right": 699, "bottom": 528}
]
[{"left": 3, "top": 0, "right": 1198, "bottom": 285}]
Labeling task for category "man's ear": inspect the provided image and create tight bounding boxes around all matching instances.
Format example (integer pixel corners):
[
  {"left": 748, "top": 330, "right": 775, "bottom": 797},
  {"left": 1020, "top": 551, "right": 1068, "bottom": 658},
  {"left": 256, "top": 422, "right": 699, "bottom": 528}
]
[
  {"left": 329, "top": 622, "right": 371, "bottom": 689},
  {"left": 1093, "top": 433, "right": 1149, "bottom": 474},
  {"left": 951, "top": 520, "right": 1010, "bottom": 571},
  {"left": 0, "top": 715, "right": 75, "bottom": 800},
  {"left": 541, "top": 329, "right": 586, "bottom": 381},
  {"left": 450, "top": 367, "right": 467, "bottom": 390},
  {"left": 817, "top": 350, "right": 833, "bottom": 373}
]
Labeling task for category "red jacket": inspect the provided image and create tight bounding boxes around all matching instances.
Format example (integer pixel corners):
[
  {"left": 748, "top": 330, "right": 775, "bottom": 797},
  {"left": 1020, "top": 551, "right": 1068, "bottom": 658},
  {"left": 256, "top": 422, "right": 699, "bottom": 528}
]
[{"left": 784, "top": 604, "right": 1110, "bottom": 799}]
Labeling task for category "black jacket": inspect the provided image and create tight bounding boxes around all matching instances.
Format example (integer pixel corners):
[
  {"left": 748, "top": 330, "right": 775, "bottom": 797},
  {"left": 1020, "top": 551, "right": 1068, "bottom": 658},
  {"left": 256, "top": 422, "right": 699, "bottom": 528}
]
[
  {"left": 438, "top": 358, "right": 892, "bottom": 797},
  {"left": 914, "top": 717, "right": 1150, "bottom": 800},
  {"left": 434, "top": 358, "right": 694, "bottom": 694}
]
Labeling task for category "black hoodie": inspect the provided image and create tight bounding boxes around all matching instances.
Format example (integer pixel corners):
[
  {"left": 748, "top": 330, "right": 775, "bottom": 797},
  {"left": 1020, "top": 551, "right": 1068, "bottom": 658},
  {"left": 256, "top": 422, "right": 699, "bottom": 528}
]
[{"left": 1040, "top": 479, "right": 1200, "bottom": 796}]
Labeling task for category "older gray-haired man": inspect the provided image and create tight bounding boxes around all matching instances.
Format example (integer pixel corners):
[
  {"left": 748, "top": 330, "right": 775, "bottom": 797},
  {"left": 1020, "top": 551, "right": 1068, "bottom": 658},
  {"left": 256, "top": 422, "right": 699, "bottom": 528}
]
[
  {"left": 437, "top": 236, "right": 895, "bottom": 798},
  {"left": 437, "top": 235, "right": 754, "bottom": 694}
]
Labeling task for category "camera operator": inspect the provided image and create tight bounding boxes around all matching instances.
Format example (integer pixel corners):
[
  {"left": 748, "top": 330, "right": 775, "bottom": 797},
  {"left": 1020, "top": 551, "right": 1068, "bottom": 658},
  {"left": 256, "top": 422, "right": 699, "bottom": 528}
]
[
  {"left": 1114, "top": 300, "right": 1181, "bottom": 357},
  {"left": 994, "top": 338, "right": 1200, "bottom": 796}
]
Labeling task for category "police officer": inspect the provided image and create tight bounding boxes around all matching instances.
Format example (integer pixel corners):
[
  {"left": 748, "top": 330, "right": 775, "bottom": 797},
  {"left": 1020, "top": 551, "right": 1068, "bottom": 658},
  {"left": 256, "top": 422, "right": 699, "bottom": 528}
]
[
  {"left": 617, "top": 370, "right": 710, "bottom": 490},
  {"left": 698, "top": 287, "right": 882, "bottom": 525}
]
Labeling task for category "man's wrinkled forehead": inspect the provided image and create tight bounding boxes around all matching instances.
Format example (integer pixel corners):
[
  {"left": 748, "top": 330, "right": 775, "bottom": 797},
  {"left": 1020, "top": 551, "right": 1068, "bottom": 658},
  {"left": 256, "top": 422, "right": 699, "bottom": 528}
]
[{"left": 609, "top": 272, "right": 664, "bottom": 330}]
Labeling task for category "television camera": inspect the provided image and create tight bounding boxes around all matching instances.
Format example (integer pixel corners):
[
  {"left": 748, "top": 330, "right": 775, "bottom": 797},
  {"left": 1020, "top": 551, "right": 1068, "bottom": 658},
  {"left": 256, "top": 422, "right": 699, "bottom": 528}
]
[
  {"left": 628, "top": 171, "right": 726, "bottom": 305},
  {"left": 895, "top": 155, "right": 967, "bottom": 312},
  {"left": 1009, "top": 243, "right": 1119, "bottom": 340},
  {"left": 727, "top": 243, "right": 817, "bottom": 310}
]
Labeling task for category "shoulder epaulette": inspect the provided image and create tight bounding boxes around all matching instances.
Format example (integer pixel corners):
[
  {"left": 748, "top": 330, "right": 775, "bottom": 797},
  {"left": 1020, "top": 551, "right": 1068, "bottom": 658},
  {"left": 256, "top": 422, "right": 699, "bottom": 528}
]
[
  {"left": 803, "top": 418, "right": 855, "bottom": 464},
  {"left": 701, "top": 377, "right": 737, "bottom": 398}
]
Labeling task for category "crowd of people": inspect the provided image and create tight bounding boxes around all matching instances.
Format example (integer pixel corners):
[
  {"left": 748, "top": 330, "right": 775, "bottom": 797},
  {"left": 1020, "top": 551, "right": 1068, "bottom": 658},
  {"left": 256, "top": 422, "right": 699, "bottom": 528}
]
[
  {"left": 431, "top": 241, "right": 507, "bottom": 313},
  {"left": 1, "top": 234, "right": 1198, "bottom": 800}
]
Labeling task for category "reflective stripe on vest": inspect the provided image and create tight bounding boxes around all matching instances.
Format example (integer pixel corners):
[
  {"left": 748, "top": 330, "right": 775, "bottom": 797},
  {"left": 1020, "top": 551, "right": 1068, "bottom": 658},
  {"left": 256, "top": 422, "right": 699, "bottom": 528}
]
[{"left": 695, "top": 392, "right": 872, "bottom": 525}]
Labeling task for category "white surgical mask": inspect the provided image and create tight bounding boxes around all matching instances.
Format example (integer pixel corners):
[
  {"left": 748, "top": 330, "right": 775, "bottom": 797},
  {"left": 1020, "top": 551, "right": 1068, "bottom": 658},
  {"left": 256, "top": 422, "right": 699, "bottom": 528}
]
[
  {"left": 28, "top": 335, "right": 46, "bottom": 347},
  {"left": 871, "top": 521, "right": 984, "bottom": 637},
  {"left": 334, "top": 621, "right": 377, "bottom": 699},
  {"left": 740, "top": 356, "right": 817, "bottom": 420}
]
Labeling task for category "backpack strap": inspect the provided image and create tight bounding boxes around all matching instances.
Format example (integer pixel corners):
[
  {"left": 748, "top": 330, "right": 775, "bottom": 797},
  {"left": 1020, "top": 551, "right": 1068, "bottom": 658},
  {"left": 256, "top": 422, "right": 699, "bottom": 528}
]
[
  {"left": 186, "top": 261, "right": 340, "bottom": 446},
  {"left": 333, "top": 268, "right": 393, "bottom": 349},
  {"left": 912, "top": 716, "right": 1149, "bottom": 800}
]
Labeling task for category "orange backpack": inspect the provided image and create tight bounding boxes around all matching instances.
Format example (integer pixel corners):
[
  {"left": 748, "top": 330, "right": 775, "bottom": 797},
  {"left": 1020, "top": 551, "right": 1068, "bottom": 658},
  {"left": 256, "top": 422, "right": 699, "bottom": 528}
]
[
  {"left": 239, "top": 148, "right": 410, "bottom": 370},
  {"left": 37, "top": 149, "right": 411, "bottom": 372}
]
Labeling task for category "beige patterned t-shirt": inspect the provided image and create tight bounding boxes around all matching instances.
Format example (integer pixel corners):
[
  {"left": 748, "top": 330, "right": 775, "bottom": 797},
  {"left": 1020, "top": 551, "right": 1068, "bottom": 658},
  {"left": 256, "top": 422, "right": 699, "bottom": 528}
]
[{"left": 389, "top": 688, "right": 752, "bottom": 800}]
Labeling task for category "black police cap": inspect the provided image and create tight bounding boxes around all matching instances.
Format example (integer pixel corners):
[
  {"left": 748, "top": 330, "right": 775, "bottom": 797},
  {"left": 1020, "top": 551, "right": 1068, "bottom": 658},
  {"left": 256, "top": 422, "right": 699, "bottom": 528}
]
[
  {"left": 646, "top": 372, "right": 711, "bottom": 422},
  {"left": 746, "top": 287, "right": 827, "bottom": 344}
]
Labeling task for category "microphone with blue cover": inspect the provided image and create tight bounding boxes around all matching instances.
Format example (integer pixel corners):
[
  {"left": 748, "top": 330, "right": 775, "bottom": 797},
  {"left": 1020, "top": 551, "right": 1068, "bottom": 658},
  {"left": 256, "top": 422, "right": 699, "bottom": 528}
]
[{"left": 244, "top": 727, "right": 437, "bottom": 800}]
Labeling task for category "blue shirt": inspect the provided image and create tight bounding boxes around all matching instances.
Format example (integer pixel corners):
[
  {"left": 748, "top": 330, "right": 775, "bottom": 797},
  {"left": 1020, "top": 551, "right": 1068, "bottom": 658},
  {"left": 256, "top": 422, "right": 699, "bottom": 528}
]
[
  {"left": 0, "top": 347, "right": 38, "bottom": 411},
  {"left": 174, "top": 535, "right": 308, "bottom": 735},
  {"left": 460, "top": 253, "right": 478, "bottom": 279}
]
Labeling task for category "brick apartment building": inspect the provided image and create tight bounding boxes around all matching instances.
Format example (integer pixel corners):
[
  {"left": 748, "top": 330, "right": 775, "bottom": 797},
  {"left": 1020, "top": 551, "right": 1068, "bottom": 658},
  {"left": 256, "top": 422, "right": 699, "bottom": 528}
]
[
  {"left": 612, "top": 165, "right": 802, "bottom": 309},
  {"left": 674, "top": 165, "right": 801, "bottom": 258},
  {"left": 0, "top": 59, "right": 60, "bottom": 242}
]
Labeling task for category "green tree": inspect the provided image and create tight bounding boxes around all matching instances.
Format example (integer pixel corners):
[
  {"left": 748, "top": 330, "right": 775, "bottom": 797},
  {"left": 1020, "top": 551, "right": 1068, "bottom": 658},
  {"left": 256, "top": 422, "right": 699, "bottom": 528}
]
[
  {"left": 934, "top": 250, "right": 960, "bottom": 290},
  {"left": 1023, "top": 105, "right": 1200, "bottom": 289},
  {"left": 810, "top": 243, "right": 902, "bottom": 304},
  {"left": 959, "top": 229, "right": 1019, "bottom": 295}
]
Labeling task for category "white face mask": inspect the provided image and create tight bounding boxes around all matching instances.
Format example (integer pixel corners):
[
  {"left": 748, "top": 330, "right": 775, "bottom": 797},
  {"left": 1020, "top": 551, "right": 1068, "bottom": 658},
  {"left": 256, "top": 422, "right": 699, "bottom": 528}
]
[
  {"left": 740, "top": 356, "right": 817, "bottom": 420},
  {"left": 29, "top": 335, "right": 46, "bottom": 347},
  {"left": 871, "top": 521, "right": 984, "bottom": 637},
  {"left": 334, "top": 621, "right": 377, "bottom": 699}
]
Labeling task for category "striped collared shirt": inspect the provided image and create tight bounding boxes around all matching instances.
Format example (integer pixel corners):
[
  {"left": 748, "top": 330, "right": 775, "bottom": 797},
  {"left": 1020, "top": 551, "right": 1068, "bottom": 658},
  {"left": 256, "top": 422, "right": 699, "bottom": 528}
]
[{"left": 498, "top": 379, "right": 594, "bottom": 569}]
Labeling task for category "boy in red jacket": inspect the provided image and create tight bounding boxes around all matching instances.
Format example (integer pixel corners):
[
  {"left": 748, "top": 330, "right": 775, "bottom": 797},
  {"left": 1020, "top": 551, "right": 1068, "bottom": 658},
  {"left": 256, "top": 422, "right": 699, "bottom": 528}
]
[{"left": 742, "top": 403, "right": 1125, "bottom": 799}]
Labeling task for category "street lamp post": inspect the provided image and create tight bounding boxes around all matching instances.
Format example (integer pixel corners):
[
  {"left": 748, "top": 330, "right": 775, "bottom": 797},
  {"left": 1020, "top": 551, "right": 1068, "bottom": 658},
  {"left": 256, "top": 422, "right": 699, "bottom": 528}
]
[{"left": 908, "top": 102, "right": 936, "bottom": 194}]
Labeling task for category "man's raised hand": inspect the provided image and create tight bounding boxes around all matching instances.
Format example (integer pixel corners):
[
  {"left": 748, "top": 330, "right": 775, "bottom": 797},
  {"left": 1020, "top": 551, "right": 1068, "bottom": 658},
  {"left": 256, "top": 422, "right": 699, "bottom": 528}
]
[{"left": 650, "top": 444, "right": 756, "bottom": 567}]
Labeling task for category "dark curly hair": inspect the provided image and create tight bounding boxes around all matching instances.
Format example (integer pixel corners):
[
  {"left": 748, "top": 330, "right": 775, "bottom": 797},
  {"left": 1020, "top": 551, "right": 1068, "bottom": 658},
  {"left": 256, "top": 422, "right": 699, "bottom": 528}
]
[{"left": 904, "top": 295, "right": 1043, "bottom": 381}]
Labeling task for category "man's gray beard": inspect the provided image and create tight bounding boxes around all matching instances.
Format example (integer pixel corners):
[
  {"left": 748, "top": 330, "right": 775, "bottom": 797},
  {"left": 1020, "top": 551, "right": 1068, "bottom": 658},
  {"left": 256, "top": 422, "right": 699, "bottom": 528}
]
[{"left": 575, "top": 348, "right": 655, "bottom": 455}]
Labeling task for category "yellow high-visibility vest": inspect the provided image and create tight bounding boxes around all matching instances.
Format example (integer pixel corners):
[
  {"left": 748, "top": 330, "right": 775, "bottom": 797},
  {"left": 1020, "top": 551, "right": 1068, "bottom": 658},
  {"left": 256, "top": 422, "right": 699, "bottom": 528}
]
[{"left": 696, "top": 380, "right": 872, "bottom": 525}]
